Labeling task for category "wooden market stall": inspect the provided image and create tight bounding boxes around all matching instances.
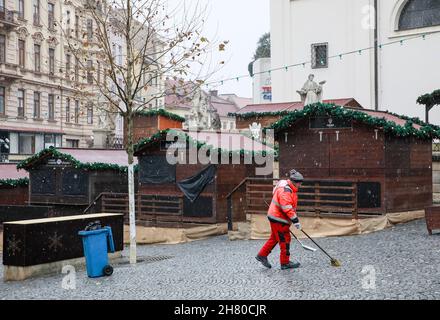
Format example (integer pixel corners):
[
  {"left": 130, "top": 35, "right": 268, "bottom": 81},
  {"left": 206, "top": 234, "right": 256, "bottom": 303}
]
[
  {"left": 17, "top": 148, "right": 136, "bottom": 208},
  {"left": 124, "top": 109, "right": 185, "bottom": 145},
  {"left": 96, "top": 129, "right": 275, "bottom": 227},
  {"left": 0, "top": 164, "right": 29, "bottom": 206},
  {"left": 267, "top": 103, "right": 436, "bottom": 216}
]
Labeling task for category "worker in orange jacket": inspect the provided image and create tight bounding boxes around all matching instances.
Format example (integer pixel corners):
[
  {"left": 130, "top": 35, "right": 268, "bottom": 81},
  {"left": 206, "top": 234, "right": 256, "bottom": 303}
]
[{"left": 256, "top": 169, "right": 304, "bottom": 270}]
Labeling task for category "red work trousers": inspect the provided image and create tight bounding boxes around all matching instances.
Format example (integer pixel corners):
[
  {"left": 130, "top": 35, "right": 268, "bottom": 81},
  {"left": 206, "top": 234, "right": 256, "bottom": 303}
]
[{"left": 258, "top": 221, "right": 292, "bottom": 265}]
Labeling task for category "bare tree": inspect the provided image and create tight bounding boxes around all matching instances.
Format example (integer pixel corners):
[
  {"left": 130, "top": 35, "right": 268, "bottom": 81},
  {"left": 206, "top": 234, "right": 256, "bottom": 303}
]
[{"left": 63, "top": 0, "right": 226, "bottom": 264}]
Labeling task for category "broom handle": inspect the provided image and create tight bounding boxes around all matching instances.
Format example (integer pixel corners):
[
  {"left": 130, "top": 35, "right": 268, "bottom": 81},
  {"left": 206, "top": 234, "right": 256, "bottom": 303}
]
[{"left": 300, "top": 229, "right": 335, "bottom": 260}]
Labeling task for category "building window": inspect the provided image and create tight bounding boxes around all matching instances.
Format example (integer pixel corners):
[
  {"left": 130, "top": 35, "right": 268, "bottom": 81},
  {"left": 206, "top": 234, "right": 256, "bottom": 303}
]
[
  {"left": 74, "top": 100, "right": 79, "bottom": 124},
  {"left": 18, "top": 0, "right": 25, "bottom": 19},
  {"left": 0, "top": 35, "right": 5, "bottom": 64},
  {"left": 399, "top": 0, "right": 440, "bottom": 31},
  {"left": 19, "top": 133, "right": 35, "bottom": 154},
  {"left": 87, "top": 60, "right": 93, "bottom": 84},
  {"left": 74, "top": 57, "right": 79, "bottom": 82},
  {"left": 33, "top": 91, "right": 40, "bottom": 118},
  {"left": 33, "top": 0, "right": 40, "bottom": 25},
  {"left": 34, "top": 44, "right": 41, "bottom": 72},
  {"left": 87, "top": 105, "right": 93, "bottom": 124},
  {"left": 48, "top": 94, "right": 55, "bottom": 120},
  {"left": 0, "top": 86, "right": 5, "bottom": 115},
  {"left": 75, "top": 15, "right": 80, "bottom": 38},
  {"left": 118, "top": 45, "right": 122, "bottom": 65},
  {"left": 97, "top": 61, "right": 101, "bottom": 84},
  {"left": 65, "top": 98, "right": 70, "bottom": 122},
  {"left": 66, "top": 139, "right": 79, "bottom": 148},
  {"left": 48, "top": 2, "right": 55, "bottom": 29},
  {"left": 17, "top": 89, "right": 25, "bottom": 117},
  {"left": 49, "top": 48, "right": 55, "bottom": 75},
  {"left": 87, "top": 19, "right": 93, "bottom": 40},
  {"left": 18, "top": 40, "right": 25, "bottom": 68},
  {"left": 65, "top": 53, "right": 71, "bottom": 75},
  {"left": 44, "top": 134, "right": 59, "bottom": 149},
  {"left": 311, "top": 43, "right": 328, "bottom": 69}
]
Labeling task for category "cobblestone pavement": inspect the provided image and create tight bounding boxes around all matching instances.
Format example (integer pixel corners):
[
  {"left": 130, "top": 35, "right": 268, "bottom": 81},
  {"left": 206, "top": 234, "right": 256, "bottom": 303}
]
[{"left": 1, "top": 219, "right": 440, "bottom": 300}]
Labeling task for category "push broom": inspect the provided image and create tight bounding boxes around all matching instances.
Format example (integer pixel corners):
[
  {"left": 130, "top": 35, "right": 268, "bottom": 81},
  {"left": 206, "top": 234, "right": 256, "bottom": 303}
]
[{"left": 300, "top": 229, "right": 341, "bottom": 267}]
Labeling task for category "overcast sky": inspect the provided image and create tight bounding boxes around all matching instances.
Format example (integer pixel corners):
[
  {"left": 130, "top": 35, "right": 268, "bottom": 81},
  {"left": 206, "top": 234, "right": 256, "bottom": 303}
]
[{"left": 167, "top": 0, "right": 270, "bottom": 98}]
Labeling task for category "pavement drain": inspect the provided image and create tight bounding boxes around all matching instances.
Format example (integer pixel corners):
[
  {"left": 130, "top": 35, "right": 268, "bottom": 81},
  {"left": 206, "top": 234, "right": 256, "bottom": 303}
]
[{"left": 116, "top": 255, "right": 174, "bottom": 266}]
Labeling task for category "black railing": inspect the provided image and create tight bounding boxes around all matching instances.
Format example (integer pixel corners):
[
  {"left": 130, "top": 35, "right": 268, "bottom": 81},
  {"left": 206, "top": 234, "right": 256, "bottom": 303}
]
[
  {"left": 0, "top": 7, "right": 17, "bottom": 24},
  {"left": 105, "top": 136, "right": 124, "bottom": 150}
]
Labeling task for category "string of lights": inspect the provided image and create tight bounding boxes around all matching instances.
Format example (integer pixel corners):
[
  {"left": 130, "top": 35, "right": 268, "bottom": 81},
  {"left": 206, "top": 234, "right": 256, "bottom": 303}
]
[{"left": 203, "top": 30, "right": 440, "bottom": 88}]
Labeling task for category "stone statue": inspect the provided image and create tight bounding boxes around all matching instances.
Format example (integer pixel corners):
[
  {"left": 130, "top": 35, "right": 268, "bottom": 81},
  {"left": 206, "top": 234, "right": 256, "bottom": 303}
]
[
  {"left": 297, "top": 74, "right": 326, "bottom": 106},
  {"left": 188, "top": 88, "right": 210, "bottom": 130},
  {"left": 210, "top": 107, "right": 221, "bottom": 131},
  {"left": 249, "top": 122, "right": 262, "bottom": 140}
]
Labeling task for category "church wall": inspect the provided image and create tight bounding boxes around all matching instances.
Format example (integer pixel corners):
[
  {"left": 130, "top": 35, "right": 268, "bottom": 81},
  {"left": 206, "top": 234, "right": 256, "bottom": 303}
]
[
  {"left": 270, "top": 0, "right": 440, "bottom": 125},
  {"left": 271, "top": 0, "right": 374, "bottom": 108}
]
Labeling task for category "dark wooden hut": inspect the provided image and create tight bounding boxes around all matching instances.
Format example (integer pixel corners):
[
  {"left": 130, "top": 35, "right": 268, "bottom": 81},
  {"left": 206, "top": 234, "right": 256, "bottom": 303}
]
[
  {"left": 17, "top": 148, "right": 136, "bottom": 208},
  {"left": 268, "top": 103, "right": 437, "bottom": 216},
  {"left": 124, "top": 109, "right": 185, "bottom": 145},
  {"left": 123, "top": 129, "right": 275, "bottom": 226},
  {"left": 0, "top": 164, "right": 29, "bottom": 205}
]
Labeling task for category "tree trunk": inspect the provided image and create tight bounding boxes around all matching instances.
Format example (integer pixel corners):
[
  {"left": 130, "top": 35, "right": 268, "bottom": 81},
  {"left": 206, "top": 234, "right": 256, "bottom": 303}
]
[
  {"left": 426, "top": 104, "right": 434, "bottom": 124},
  {"left": 127, "top": 113, "right": 137, "bottom": 264}
]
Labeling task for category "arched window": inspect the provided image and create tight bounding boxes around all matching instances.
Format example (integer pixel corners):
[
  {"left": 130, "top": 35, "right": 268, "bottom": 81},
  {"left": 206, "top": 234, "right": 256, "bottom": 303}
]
[{"left": 399, "top": 0, "right": 440, "bottom": 30}]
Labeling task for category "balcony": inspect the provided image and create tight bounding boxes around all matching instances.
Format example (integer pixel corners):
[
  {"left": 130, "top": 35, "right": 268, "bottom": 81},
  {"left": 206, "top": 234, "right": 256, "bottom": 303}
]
[
  {"left": 0, "top": 7, "right": 19, "bottom": 30},
  {"left": 0, "top": 63, "right": 23, "bottom": 83}
]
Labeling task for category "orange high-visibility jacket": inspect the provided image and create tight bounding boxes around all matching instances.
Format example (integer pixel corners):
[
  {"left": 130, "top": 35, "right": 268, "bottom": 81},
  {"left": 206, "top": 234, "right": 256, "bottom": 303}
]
[{"left": 267, "top": 180, "right": 299, "bottom": 225}]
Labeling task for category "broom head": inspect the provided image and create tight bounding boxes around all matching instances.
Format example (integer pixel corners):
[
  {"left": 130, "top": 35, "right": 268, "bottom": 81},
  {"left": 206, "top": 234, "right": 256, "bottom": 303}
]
[{"left": 331, "top": 259, "right": 342, "bottom": 268}]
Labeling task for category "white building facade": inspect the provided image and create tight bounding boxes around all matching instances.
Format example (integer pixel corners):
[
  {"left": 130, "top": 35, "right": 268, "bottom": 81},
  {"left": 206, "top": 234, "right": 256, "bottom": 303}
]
[
  {"left": 270, "top": 0, "right": 440, "bottom": 124},
  {"left": 252, "top": 58, "right": 272, "bottom": 104}
]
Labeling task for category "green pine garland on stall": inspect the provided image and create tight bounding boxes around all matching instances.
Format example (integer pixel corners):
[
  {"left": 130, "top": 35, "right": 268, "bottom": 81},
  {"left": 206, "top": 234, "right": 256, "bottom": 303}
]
[
  {"left": 134, "top": 109, "right": 186, "bottom": 123},
  {"left": 134, "top": 129, "right": 277, "bottom": 158},
  {"left": 16, "top": 147, "right": 135, "bottom": 173},
  {"left": 0, "top": 177, "right": 29, "bottom": 188},
  {"left": 258, "top": 103, "right": 440, "bottom": 140},
  {"left": 228, "top": 110, "right": 291, "bottom": 120}
]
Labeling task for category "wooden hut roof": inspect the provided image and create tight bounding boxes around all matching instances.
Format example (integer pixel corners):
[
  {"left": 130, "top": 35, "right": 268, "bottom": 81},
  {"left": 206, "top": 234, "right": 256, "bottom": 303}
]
[
  {"left": 0, "top": 164, "right": 29, "bottom": 187},
  {"left": 233, "top": 98, "right": 362, "bottom": 117},
  {"left": 134, "top": 129, "right": 275, "bottom": 156},
  {"left": 134, "top": 109, "right": 186, "bottom": 122},
  {"left": 17, "top": 148, "right": 137, "bottom": 172},
  {"left": 269, "top": 103, "right": 440, "bottom": 140}
]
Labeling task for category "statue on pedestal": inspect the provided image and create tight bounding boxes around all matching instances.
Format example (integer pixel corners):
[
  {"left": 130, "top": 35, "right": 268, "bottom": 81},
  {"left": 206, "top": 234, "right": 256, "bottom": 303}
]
[{"left": 297, "top": 74, "right": 326, "bottom": 106}]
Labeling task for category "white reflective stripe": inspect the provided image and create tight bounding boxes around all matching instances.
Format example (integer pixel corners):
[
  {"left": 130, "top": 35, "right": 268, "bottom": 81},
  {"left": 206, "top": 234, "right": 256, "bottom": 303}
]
[
  {"left": 281, "top": 205, "right": 293, "bottom": 210},
  {"left": 272, "top": 200, "right": 281, "bottom": 207}
]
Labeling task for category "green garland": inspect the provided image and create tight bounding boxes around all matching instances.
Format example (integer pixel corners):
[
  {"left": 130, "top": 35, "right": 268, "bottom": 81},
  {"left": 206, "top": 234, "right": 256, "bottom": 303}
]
[
  {"left": 17, "top": 147, "right": 134, "bottom": 173},
  {"left": 0, "top": 177, "right": 29, "bottom": 188},
  {"left": 134, "top": 109, "right": 186, "bottom": 123},
  {"left": 417, "top": 90, "right": 440, "bottom": 107},
  {"left": 134, "top": 129, "right": 277, "bottom": 158},
  {"left": 267, "top": 103, "right": 440, "bottom": 140},
  {"left": 228, "top": 111, "right": 291, "bottom": 120}
]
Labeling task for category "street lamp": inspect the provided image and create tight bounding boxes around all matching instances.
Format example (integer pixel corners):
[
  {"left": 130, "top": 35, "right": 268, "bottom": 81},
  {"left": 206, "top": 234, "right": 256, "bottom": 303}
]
[{"left": 0, "top": 138, "right": 10, "bottom": 163}]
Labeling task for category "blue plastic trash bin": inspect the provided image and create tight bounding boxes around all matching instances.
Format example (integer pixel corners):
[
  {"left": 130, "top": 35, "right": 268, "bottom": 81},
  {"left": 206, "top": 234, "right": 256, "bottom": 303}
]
[{"left": 78, "top": 226, "right": 115, "bottom": 278}]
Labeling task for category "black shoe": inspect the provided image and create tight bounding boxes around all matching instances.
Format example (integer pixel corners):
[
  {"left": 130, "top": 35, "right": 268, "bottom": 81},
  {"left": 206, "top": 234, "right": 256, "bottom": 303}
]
[
  {"left": 256, "top": 255, "right": 272, "bottom": 269},
  {"left": 281, "top": 262, "right": 301, "bottom": 270}
]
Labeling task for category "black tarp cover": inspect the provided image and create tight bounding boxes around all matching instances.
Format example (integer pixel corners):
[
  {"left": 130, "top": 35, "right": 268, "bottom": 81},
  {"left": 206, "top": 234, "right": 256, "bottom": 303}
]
[{"left": 177, "top": 165, "right": 216, "bottom": 203}]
